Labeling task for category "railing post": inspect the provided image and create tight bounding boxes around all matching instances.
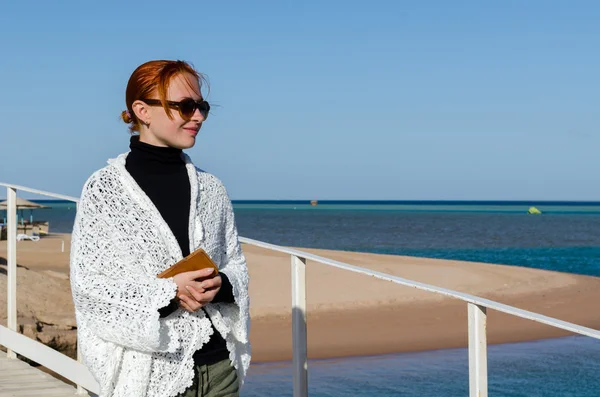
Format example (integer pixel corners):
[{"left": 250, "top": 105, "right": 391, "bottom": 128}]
[
  {"left": 468, "top": 303, "right": 488, "bottom": 397},
  {"left": 76, "top": 340, "right": 88, "bottom": 395},
  {"left": 6, "top": 187, "right": 17, "bottom": 359},
  {"left": 291, "top": 254, "right": 308, "bottom": 397}
]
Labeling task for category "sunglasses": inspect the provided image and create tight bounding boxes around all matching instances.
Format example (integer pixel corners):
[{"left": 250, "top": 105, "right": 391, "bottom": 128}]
[{"left": 141, "top": 98, "right": 210, "bottom": 120}]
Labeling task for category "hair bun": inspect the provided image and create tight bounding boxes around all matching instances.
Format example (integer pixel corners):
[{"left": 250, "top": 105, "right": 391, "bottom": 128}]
[{"left": 121, "top": 110, "right": 133, "bottom": 124}]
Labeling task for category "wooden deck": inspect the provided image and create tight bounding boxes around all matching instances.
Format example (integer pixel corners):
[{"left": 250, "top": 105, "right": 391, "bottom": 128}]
[{"left": 0, "top": 352, "right": 80, "bottom": 396}]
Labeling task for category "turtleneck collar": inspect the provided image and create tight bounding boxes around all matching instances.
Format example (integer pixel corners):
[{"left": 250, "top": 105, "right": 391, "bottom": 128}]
[
  {"left": 127, "top": 135, "right": 184, "bottom": 169},
  {"left": 125, "top": 135, "right": 186, "bottom": 176}
]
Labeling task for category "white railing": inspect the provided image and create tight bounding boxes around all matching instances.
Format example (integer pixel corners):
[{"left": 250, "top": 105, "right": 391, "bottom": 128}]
[
  {"left": 2, "top": 182, "right": 600, "bottom": 397},
  {"left": 0, "top": 183, "right": 95, "bottom": 395},
  {"left": 237, "top": 237, "right": 600, "bottom": 397}
]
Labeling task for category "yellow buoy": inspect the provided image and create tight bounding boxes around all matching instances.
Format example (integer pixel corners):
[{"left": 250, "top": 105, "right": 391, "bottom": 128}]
[{"left": 528, "top": 206, "right": 542, "bottom": 215}]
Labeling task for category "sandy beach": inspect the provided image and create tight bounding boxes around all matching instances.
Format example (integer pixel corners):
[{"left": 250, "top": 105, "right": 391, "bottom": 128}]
[{"left": 2, "top": 233, "right": 600, "bottom": 363}]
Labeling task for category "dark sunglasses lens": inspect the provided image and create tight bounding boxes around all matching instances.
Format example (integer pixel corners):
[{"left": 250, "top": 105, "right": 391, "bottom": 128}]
[
  {"left": 179, "top": 99, "right": 197, "bottom": 118},
  {"left": 178, "top": 99, "right": 209, "bottom": 119},
  {"left": 198, "top": 102, "right": 210, "bottom": 119}
]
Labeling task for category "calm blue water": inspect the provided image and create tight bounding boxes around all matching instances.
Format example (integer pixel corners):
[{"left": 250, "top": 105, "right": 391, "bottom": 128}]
[
  {"left": 232, "top": 209, "right": 600, "bottom": 277},
  {"left": 244, "top": 336, "right": 600, "bottom": 397},
  {"left": 3, "top": 200, "right": 600, "bottom": 395}
]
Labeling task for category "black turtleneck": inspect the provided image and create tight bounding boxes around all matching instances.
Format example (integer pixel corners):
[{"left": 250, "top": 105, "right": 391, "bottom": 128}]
[
  {"left": 125, "top": 135, "right": 233, "bottom": 364},
  {"left": 126, "top": 135, "right": 191, "bottom": 255}
]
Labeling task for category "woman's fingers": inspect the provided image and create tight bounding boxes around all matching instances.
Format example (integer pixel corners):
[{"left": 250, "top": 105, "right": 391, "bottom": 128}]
[
  {"left": 179, "top": 293, "right": 203, "bottom": 312},
  {"left": 199, "top": 275, "right": 222, "bottom": 290},
  {"left": 185, "top": 285, "right": 205, "bottom": 302},
  {"left": 180, "top": 301, "right": 192, "bottom": 312},
  {"left": 195, "top": 289, "right": 217, "bottom": 305},
  {"left": 180, "top": 284, "right": 220, "bottom": 307},
  {"left": 179, "top": 297, "right": 193, "bottom": 312},
  {"left": 188, "top": 268, "right": 215, "bottom": 281}
]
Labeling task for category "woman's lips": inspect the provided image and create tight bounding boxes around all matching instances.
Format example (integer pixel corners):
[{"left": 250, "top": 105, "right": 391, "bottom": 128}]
[{"left": 184, "top": 127, "right": 199, "bottom": 135}]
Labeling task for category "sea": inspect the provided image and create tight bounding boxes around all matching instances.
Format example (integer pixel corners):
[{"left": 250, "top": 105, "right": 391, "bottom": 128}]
[{"left": 4, "top": 200, "right": 600, "bottom": 396}]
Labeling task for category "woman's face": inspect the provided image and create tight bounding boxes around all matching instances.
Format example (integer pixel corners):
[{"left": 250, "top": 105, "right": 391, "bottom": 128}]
[{"left": 134, "top": 73, "right": 205, "bottom": 149}]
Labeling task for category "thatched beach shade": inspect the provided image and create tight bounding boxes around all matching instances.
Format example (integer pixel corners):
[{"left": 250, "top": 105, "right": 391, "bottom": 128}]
[{"left": 0, "top": 197, "right": 51, "bottom": 225}]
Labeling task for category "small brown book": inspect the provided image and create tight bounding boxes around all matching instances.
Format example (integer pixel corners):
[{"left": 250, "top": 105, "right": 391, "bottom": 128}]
[{"left": 157, "top": 247, "right": 219, "bottom": 279}]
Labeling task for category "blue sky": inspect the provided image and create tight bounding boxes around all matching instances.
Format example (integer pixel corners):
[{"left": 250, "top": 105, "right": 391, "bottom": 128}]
[{"left": 1, "top": 1, "right": 599, "bottom": 200}]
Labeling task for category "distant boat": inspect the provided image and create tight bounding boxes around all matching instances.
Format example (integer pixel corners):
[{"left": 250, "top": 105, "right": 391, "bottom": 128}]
[
  {"left": 310, "top": 200, "right": 318, "bottom": 206},
  {"left": 528, "top": 206, "right": 542, "bottom": 215}
]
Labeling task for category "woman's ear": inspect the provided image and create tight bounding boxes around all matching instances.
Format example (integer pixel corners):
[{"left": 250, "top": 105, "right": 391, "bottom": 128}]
[{"left": 132, "top": 100, "right": 151, "bottom": 125}]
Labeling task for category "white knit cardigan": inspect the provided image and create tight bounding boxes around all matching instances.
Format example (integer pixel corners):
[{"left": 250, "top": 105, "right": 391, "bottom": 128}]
[{"left": 69, "top": 151, "right": 251, "bottom": 397}]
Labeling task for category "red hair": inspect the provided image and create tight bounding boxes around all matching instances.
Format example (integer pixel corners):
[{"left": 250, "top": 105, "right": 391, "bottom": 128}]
[{"left": 120, "top": 60, "right": 208, "bottom": 132}]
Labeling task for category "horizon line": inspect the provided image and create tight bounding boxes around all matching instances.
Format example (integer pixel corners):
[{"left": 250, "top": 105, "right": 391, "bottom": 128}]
[{"left": 8, "top": 198, "right": 600, "bottom": 205}]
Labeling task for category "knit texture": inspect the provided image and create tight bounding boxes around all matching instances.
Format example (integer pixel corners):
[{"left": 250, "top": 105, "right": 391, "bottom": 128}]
[{"left": 70, "top": 151, "right": 251, "bottom": 397}]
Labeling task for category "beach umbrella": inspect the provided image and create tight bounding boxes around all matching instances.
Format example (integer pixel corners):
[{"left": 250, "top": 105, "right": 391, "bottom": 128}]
[{"left": 0, "top": 198, "right": 50, "bottom": 225}]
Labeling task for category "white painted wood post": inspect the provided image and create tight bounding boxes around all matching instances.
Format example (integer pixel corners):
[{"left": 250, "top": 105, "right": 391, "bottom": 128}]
[
  {"left": 468, "top": 303, "right": 488, "bottom": 397},
  {"left": 6, "top": 187, "right": 17, "bottom": 359},
  {"left": 76, "top": 340, "right": 88, "bottom": 395},
  {"left": 291, "top": 254, "right": 308, "bottom": 397}
]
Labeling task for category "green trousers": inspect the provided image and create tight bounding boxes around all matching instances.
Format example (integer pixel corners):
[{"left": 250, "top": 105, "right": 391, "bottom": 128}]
[{"left": 177, "top": 358, "right": 239, "bottom": 397}]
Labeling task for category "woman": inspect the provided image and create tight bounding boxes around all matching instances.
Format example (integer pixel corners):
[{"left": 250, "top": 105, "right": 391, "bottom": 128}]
[{"left": 70, "top": 60, "right": 250, "bottom": 397}]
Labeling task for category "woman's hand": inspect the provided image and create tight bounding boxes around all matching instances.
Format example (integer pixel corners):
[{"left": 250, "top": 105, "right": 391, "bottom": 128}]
[
  {"left": 172, "top": 268, "right": 213, "bottom": 296},
  {"left": 173, "top": 268, "right": 222, "bottom": 312}
]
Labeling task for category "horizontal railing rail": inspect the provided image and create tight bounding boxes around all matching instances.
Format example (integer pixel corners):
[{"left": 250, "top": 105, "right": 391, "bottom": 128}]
[
  {"left": 0, "top": 182, "right": 80, "bottom": 202},
  {"left": 237, "top": 237, "right": 600, "bottom": 339}
]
